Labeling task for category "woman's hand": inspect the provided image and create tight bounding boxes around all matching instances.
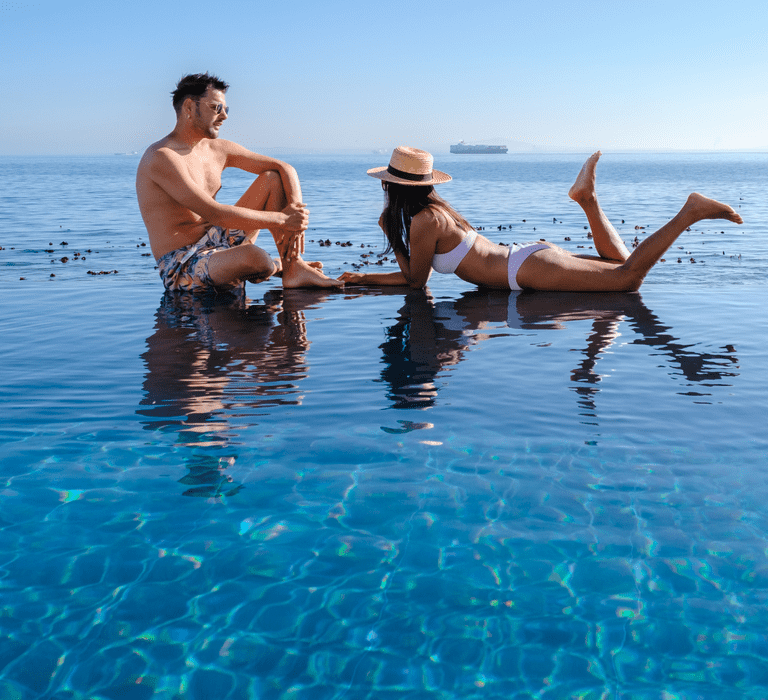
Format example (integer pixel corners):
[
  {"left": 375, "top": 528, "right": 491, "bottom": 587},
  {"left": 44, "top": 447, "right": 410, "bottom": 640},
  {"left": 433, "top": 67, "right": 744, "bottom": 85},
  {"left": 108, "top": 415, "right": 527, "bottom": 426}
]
[{"left": 338, "top": 271, "right": 367, "bottom": 284}]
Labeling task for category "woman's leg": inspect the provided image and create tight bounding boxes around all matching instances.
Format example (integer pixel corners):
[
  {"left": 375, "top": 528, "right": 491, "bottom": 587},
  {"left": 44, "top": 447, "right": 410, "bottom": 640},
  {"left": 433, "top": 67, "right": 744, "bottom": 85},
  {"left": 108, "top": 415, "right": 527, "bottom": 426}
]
[
  {"left": 517, "top": 193, "right": 742, "bottom": 292},
  {"left": 622, "top": 193, "right": 741, "bottom": 279},
  {"left": 568, "top": 151, "right": 631, "bottom": 262}
]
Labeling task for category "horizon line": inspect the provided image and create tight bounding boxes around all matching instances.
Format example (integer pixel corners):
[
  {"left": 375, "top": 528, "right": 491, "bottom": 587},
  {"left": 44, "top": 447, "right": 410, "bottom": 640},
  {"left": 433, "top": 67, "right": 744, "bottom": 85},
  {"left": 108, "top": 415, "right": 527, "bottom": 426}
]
[{"left": 3, "top": 147, "right": 768, "bottom": 157}]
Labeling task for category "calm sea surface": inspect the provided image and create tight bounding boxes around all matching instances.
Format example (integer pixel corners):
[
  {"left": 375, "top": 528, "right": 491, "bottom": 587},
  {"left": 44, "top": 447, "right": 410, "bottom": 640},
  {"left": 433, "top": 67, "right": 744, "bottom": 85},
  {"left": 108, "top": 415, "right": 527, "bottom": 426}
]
[{"left": 1, "top": 152, "right": 767, "bottom": 698}]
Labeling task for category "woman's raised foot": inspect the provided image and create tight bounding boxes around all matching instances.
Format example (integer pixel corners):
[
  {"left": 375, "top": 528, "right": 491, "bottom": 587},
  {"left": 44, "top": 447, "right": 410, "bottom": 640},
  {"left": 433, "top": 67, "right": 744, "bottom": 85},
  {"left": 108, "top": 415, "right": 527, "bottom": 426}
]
[
  {"left": 684, "top": 193, "right": 743, "bottom": 225},
  {"left": 568, "top": 151, "right": 602, "bottom": 204}
]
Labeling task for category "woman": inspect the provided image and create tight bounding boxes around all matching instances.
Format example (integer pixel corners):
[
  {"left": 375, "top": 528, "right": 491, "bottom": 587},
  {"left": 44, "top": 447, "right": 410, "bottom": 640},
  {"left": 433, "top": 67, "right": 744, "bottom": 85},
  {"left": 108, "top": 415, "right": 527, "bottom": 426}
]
[{"left": 338, "top": 147, "right": 742, "bottom": 292}]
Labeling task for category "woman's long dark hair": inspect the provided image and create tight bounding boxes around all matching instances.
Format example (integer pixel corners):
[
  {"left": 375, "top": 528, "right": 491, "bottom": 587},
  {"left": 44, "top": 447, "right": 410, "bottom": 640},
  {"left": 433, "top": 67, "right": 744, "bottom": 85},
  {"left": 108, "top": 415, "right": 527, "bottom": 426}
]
[{"left": 380, "top": 182, "right": 475, "bottom": 257}]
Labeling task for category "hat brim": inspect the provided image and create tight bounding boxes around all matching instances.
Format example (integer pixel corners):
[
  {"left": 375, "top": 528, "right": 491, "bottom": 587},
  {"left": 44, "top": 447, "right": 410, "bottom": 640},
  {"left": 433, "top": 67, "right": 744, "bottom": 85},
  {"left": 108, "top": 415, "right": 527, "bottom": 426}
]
[{"left": 367, "top": 166, "right": 452, "bottom": 186}]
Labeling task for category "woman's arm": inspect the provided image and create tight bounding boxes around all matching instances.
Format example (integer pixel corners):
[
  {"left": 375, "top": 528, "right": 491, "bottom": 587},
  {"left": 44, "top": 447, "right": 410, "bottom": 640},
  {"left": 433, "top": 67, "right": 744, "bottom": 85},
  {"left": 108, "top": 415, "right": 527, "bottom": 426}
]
[
  {"left": 338, "top": 270, "right": 410, "bottom": 285},
  {"left": 338, "top": 208, "right": 439, "bottom": 287},
  {"left": 402, "top": 209, "right": 439, "bottom": 288},
  {"left": 338, "top": 248, "right": 435, "bottom": 287},
  {"left": 337, "top": 250, "right": 410, "bottom": 285}
]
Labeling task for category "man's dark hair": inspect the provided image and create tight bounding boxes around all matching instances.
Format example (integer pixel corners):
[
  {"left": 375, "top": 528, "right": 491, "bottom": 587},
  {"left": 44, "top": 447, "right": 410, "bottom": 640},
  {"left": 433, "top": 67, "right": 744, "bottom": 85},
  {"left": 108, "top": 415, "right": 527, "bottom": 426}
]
[{"left": 171, "top": 73, "right": 229, "bottom": 114}]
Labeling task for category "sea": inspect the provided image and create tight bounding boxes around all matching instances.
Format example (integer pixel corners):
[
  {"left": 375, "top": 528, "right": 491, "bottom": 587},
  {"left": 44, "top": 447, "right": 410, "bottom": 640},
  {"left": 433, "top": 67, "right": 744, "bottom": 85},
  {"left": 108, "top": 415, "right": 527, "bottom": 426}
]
[{"left": 1, "top": 151, "right": 767, "bottom": 699}]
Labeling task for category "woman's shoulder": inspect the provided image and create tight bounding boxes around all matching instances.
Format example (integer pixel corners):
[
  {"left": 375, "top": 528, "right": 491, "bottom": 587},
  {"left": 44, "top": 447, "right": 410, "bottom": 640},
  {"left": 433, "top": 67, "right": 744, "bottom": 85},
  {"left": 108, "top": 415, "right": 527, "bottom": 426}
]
[{"left": 413, "top": 204, "right": 452, "bottom": 232}]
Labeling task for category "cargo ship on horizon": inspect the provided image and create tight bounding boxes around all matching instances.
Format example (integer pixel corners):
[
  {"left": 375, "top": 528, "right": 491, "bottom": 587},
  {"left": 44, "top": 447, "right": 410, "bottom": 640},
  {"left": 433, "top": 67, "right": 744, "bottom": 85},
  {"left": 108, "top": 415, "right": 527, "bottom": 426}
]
[{"left": 450, "top": 141, "right": 508, "bottom": 154}]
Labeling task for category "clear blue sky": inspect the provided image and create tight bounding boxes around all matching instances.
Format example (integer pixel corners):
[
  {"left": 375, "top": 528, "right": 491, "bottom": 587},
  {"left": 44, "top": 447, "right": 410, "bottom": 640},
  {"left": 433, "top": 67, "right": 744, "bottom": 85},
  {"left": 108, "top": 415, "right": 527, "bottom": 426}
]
[{"left": 2, "top": 0, "right": 766, "bottom": 154}]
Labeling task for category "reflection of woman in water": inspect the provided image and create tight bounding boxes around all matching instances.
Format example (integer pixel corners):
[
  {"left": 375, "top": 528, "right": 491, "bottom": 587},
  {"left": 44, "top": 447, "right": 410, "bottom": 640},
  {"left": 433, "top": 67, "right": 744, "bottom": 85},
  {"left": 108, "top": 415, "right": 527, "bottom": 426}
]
[
  {"left": 379, "top": 289, "right": 472, "bottom": 409},
  {"left": 339, "top": 147, "right": 742, "bottom": 292},
  {"left": 454, "top": 289, "right": 740, "bottom": 416},
  {"left": 378, "top": 288, "right": 739, "bottom": 417}
]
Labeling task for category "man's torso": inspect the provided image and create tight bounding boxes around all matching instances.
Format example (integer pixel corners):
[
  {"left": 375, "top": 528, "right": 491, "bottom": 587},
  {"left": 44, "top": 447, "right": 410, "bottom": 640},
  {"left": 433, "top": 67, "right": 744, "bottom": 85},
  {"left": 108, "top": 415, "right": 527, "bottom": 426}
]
[{"left": 136, "top": 137, "right": 228, "bottom": 260}]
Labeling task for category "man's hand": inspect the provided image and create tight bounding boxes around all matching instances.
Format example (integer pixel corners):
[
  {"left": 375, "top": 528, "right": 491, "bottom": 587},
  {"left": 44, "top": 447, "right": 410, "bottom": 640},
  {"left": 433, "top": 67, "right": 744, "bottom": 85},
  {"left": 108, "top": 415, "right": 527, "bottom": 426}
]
[
  {"left": 282, "top": 202, "right": 309, "bottom": 231},
  {"left": 280, "top": 202, "right": 308, "bottom": 261}
]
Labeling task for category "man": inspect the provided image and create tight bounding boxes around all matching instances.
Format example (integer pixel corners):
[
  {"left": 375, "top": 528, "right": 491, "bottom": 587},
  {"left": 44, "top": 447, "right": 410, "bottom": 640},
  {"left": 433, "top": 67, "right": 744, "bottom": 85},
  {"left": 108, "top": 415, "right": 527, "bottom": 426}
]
[{"left": 136, "top": 73, "right": 342, "bottom": 291}]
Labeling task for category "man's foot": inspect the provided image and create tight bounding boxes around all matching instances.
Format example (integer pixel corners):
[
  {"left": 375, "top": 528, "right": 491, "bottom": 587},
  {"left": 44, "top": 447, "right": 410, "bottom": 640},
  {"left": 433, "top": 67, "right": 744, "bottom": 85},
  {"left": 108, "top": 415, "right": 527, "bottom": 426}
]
[
  {"left": 683, "top": 193, "right": 743, "bottom": 225},
  {"left": 282, "top": 258, "right": 344, "bottom": 288},
  {"left": 283, "top": 253, "right": 323, "bottom": 271},
  {"left": 568, "top": 151, "right": 602, "bottom": 204}
]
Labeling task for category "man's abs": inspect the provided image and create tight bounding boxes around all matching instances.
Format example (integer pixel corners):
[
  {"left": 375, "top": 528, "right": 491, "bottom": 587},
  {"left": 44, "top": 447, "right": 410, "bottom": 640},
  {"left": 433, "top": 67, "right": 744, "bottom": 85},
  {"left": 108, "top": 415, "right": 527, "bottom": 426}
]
[{"left": 147, "top": 220, "right": 214, "bottom": 260}]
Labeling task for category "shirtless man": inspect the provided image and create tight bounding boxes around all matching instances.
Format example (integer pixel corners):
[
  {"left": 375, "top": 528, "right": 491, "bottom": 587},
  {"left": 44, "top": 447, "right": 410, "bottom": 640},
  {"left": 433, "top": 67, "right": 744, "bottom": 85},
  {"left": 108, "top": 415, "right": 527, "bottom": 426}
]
[{"left": 136, "top": 72, "right": 342, "bottom": 292}]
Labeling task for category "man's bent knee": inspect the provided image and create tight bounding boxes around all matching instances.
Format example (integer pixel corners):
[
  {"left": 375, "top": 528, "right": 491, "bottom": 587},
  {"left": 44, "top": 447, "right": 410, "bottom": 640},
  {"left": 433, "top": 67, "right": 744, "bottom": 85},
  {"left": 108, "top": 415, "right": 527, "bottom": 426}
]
[
  {"left": 237, "top": 170, "right": 286, "bottom": 211},
  {"left": 257, "top": 170, "right": 283, "bottom": 192},
  {"left": 242, "top": 244, "right": 274, "bottom": 275}
]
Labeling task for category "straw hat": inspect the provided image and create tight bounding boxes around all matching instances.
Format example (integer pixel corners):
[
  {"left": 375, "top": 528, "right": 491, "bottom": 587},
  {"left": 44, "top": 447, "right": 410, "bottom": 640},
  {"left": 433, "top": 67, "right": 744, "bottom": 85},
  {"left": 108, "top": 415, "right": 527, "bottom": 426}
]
[{"left": 367, "top": 146, "right": 452, "bottom": 186}]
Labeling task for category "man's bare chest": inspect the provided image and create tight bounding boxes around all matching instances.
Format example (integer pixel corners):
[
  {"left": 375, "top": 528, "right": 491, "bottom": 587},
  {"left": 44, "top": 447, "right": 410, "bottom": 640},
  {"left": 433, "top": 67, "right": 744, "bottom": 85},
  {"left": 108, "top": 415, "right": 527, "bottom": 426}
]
[{"left": 184, "top": 154, "right": 224, "bottom": 196}]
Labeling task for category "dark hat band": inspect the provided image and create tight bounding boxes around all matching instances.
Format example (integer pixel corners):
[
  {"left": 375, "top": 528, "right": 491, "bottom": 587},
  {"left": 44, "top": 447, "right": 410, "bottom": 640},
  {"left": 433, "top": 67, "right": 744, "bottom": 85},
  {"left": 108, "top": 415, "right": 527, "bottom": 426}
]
[{"left": 387, "top": 165, "right": 432, "bottom": 182}]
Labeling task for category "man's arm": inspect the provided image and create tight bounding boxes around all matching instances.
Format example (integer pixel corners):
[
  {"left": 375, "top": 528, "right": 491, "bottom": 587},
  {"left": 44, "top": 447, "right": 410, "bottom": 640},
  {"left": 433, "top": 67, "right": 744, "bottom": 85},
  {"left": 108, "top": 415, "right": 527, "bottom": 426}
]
[
  {"left": 224, "top": 141, "right": 303, "bottom": 205},
  {"left": 146, "top": 147, "right": 304, "bottom": 233},
  {"left": 223, "top": 142, "right": 306, "bottom": 258}
]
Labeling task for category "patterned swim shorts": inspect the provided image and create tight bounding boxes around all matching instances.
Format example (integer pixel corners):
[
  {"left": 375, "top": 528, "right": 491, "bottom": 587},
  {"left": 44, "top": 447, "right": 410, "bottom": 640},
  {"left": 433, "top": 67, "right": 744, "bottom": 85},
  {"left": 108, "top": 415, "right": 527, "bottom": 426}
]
[{"left": 157, "top": 226, "right": 248, "bottom": 292}]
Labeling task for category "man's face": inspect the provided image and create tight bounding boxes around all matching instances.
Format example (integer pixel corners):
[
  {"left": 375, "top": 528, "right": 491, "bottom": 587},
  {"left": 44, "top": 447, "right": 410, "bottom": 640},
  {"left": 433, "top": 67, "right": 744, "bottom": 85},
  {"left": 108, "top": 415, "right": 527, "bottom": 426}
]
[{"left": 191, "top": 87, "right": 228, "bottom": 139}]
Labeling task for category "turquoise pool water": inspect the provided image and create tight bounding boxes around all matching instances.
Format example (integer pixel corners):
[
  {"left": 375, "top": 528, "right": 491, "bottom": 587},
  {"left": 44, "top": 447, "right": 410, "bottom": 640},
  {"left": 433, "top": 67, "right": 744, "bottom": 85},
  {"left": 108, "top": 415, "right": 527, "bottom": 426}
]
[{"left": 1, "top": 154, "right": 767, "bottom": 698}]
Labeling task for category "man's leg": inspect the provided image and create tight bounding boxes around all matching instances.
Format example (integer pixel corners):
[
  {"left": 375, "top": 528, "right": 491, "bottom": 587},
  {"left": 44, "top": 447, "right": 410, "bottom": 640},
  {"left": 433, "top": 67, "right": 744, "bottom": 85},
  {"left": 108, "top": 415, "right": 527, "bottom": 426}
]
[
  {"left": 568, "top": 151, "right": 631, "bottom": 262},
  {"left": 235, "top": 171, "right": 342, "bottom": 288},
  {"left": 207, "top": 243, "right": 278, "bottom": 287},
  {"left": 235, "top": 171, "right": 288, "bottom": 248}
]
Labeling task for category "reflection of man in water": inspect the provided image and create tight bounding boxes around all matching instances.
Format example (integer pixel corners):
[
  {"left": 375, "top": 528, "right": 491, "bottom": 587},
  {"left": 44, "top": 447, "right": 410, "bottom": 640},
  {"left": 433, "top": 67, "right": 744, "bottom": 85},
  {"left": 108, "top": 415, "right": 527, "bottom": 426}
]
[{"left": 138, "top": 290, "right": 318, "bottom": 496}]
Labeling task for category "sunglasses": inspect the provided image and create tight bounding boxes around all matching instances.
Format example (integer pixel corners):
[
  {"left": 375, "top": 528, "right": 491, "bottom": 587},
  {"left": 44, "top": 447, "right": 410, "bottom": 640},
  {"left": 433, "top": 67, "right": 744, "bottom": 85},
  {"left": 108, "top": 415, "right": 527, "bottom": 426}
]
[
  {"left": 209, "top": 102, "right": 229, "bottom": 115},
  {"left": 195, "top": 98, "right": 229, "bottom": 115}
]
